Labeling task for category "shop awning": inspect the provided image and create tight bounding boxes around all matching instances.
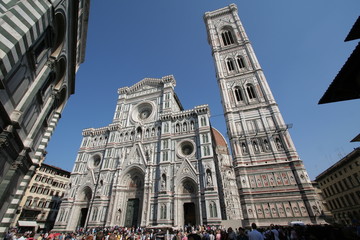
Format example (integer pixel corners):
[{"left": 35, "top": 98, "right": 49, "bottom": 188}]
[{"left": 18, "top": 221, "right": 37, "bottom": 227}]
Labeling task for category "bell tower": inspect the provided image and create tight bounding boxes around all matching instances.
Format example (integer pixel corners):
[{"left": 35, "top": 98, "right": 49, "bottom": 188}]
[{"left": 204, "top": 4, "right": 321, "bottom": 225}]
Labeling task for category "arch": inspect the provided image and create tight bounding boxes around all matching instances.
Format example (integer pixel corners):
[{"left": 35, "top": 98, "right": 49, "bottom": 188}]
[
  {"left": 119, "top": 165, "right": 146, "bottom": 187},
  {"left": 161, "top": 174, "right": 167, "bottom": 191},
  {"left": 118, "top": 166, "right": 145, "bottom": 228},
  {"left": 246, "top": 84, "right": 257, "bottom": 99},
  {"left": 236, "top": 55, "right": 246, "bottom": 69},
  {"left": 52, "top": 10, "right": 66, "bottom": 57},
  {"left": 160, "top": 204, "right": 167, "bottom": 219},
  {"left": 226, "top": 58, "right": 235, "bottom": 71},
  {"left": 221, "top": 27, "right": 235, "bottom": 46},
  {"left": 183, "top": 122, "right": 187, "bottom": 131},
  {"left": 206, "top": 169, "right": 213, "bottom": 186},
  {"left": 54, "top": 57, "right": 67, "bottom": 89},
  {"left": 55, "top": 87, "right": 67, "bottom": 112},
  {"left": 209, "top": 201, "right": 218, "bottom": 218},
  {"left": 136, "top": 127, "right": 142, "bottom": 139},
  {"left": 234, "top": 86, "right": 243, "bottom": 101},
  {"left": 78, "top": 186, "right": 92, "bottom": 202},
  {"left": 176, "top": 177, "right": 199, "bottom": 226},
  {"left": 177, "top": 177, "right": 198, "bottom": 195}
]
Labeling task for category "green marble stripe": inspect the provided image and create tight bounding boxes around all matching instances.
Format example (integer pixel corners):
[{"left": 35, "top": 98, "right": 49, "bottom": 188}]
[
  {"left": 10, "top": 6, "right": 35, "bottom": 48},
  {"left": 1, "top": 15, "right": 26, "bottom": 38},
  {"left": 0, "top": 59, "right": 7, "bottom": 78},
  {"left": 29, "top": 1, "right": 44, "bottom": 17},
  {"left": 18, "top": 2, "right": 40, "bottom": 37},
  {"left": 38, "top": 0, "right": 52, "bottom": 11},
  {"left": 0, "top": 41, "right": 15, "bottom": 68}
]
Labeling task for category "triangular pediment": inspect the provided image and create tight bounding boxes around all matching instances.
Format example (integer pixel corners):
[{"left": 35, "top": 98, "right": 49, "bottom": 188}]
[
  {"left": 121, "top": 143, "right": 147, "bottom": 169},
  {"left": 174, "top": 158, "right": 198, "bottom": 185}
]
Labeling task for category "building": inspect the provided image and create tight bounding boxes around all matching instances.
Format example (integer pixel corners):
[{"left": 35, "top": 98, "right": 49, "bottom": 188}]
[
  {"left": 315, "top": 148, "right": 360, "bottom": 225},
  {"left": 311, "top": 181, "right": 333, "bottom": 223},
  {"left": 319, "top": 16, "right": 360, "bottom": 142},
  {"left": 54, "top": 4, "right": 323, "bottom": 230},
  {"left": 53, "top": 75, "right": 242, "bottom": 231},
  {"left": 204, "top": 4, "right": 322, "bottom": 226},
  {"left": 12, "top": 163, "right": 70, "bottom": 233},
  {"left": 316, "top": 14, "right": 360, "bottom": 226},
  {"left": 0, "top": 0, "right": 89, "bottom": 236}
]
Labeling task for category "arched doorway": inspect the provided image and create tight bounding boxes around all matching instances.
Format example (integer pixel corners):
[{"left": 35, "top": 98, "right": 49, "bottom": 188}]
[
  {"left": 176, "top": 178, "right": 199, "bottom": 227},
  {"left": 77, "top": 186, "right": 92, "bottom": 228},
  {"left": 121, "top": 168, "right": 145, "bottom": 227}
]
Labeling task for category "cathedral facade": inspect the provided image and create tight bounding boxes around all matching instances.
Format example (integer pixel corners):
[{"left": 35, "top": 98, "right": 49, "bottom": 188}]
[
  {"left": 54, "top": 76, "right": 241, "bottom": 231},
  {"left": 54, "top": 4, "right": 323, "bottom": 231}
]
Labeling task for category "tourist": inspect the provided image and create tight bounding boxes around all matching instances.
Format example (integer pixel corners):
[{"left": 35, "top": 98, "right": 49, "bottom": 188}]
[{"left": 247, "top": 223, "right": 264, "bottom": 240}]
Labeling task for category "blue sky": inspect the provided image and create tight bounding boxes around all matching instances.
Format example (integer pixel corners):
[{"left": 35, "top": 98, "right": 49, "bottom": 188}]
[{"left": 45, "top": 0, "right": 360, "bottom": 180}]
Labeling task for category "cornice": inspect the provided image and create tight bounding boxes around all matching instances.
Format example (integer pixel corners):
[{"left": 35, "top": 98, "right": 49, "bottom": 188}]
[
  {"left": 204, "top": 3, "right": 237, "bottom": 20},
  {"left": 118, "top": 75, "right": 176, "bottom": 95},
  {"left": 160, "top": 104, "right": 210, "bottom": 121}
]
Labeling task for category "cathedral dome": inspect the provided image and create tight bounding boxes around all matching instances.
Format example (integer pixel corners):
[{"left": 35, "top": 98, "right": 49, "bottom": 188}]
[{"left": 211, "top": 127, "right": 229, "bottom": 154}]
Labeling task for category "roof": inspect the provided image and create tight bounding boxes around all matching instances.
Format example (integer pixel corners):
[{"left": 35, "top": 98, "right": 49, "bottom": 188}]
[
  {"left": 318, "top": 42, "right": 360, "bottom": 104},
  {"left": 211, "top": 127, "right": 228, "bottom": 148},
  {"left": 315, "top": 147, "right": 360, "bottom": 180},
  {"left": 345, "top": 16, "right": 360, "bottom": 42}
]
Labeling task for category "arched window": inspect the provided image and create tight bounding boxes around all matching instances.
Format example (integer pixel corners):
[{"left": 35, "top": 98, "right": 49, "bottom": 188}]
[
  {"left": 209, "top": 202, "right": 217, "bottom": 217},
  {"left": 201, "top": 117, "right": 207, "bottom": 126},
  {"left": 92, "top": 207, "right": 98, "bottom": 221},
  {"left": 163, "top": 140, "right": 168, "bottom": 149},
  {"left": 164, "top": 123, "right": 169, "bottom": 133},
  {"left": 203, "top": 145, "right": 210, "bottom": 156},
  {"left": 212, "top": 202, "right": 218, "bottom": 217},
  {"left": 202, "top": 133, "right": 209, "bottom": 143},
  {"left": 226, "top": 58, "right": 235, "bottom": 71},
  {"left": 234, "top": 87, "right": 243, "bottom": 101},
  {"left": 162, "top": 151, "right": 168, "bottom": 162},
  {"left": 221, "top": 30, "right": 235, "bottom": 46},
  {"left": 237, "top": 56, "right": 246, "bottom": 69},
  {"left": 246, "top": 84, "right": 256, "bottom": 99},
  {"left": 160, "top": 204, "right": 167, "bottom": 219}
]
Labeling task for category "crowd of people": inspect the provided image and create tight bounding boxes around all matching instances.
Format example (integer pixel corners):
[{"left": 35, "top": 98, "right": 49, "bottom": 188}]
[{"left": 4, "top": 223, "right": 360, "bottom": 240}]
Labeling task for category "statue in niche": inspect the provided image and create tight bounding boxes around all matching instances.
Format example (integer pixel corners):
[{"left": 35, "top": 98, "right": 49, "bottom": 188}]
[
  {"left": 242, "top": 143, "right": 247, "bottom": 153},
  {"left": 253, "top": 141, "right": 259, "bottom": 152},
  {"left": 136, "top": 130, "right": 142, "bottom": 140},
  {"left": 276, "top": 138, "right": 283, "bottom": 149},
  {"left": 161, "top": 177, "right": 166, "bottom": 191},
  {"left": 264, "top": 140, "right": 270, "bottom": 150},
  {"left": 206, "top": 171, "right": 213, "bottom": 186},
  {"left": 145, "top": 146, "right": 150, "bottom": 161}
]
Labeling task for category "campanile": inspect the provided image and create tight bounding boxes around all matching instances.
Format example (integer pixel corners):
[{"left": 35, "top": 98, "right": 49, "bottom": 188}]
[{"left": 204, "top": 4, "right": 322, "bottom": 225}]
